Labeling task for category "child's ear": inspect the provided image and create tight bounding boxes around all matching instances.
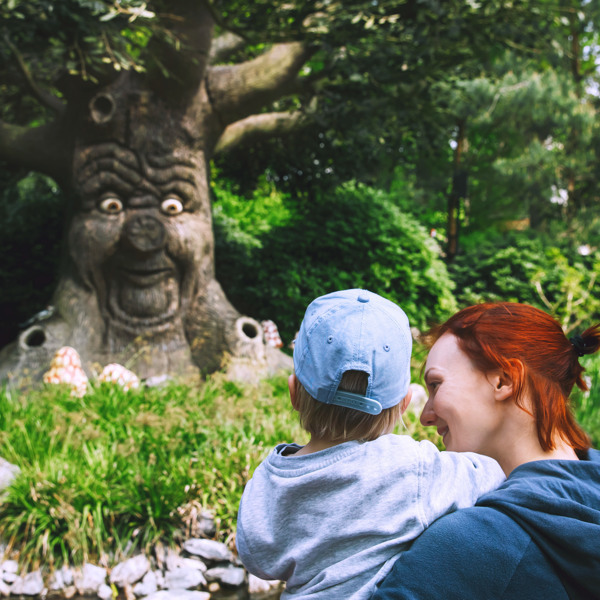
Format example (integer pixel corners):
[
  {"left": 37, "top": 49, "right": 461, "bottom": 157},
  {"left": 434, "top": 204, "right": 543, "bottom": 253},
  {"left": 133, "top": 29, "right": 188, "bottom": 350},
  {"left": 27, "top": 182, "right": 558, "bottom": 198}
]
[
  {"left": 399, "top": 387, "right": 412, "bottom": 414},
  {"left": 490, "top": 371, "right": 513, "bottom": 402},
  {"left": 289, "top": 373, "right": 299, "bottom": 410}
]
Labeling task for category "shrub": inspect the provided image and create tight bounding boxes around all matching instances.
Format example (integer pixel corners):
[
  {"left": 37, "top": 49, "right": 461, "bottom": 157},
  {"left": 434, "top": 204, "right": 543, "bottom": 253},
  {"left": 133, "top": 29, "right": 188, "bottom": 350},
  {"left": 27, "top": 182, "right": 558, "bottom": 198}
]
[
  {"left": 213, "top": 179, "right": 457, "bottom": 342},
  {"left": 450, "top": 229, "right": 600, "bottom": 333}
]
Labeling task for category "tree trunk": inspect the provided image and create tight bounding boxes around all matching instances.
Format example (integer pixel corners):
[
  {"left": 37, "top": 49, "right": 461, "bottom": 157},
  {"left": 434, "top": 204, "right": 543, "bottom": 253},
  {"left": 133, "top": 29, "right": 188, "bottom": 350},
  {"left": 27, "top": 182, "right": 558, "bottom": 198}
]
[{"left": 446, "top": 119, "right": 468, "bottom": 263}]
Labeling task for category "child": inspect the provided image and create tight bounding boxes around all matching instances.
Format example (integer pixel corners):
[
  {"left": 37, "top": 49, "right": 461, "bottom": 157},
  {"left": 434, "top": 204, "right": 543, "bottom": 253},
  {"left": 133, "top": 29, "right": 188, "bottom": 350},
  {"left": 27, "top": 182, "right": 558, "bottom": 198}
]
[{"left": 236, "top": 289, "right": 505, "bottom": 599}]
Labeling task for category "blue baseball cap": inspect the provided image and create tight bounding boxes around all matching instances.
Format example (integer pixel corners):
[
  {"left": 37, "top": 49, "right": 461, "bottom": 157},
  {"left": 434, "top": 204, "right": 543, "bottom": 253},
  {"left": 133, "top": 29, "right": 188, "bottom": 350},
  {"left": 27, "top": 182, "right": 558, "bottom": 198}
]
[{"left": 293, "top": 289, "right": 412, "bottom": 415}]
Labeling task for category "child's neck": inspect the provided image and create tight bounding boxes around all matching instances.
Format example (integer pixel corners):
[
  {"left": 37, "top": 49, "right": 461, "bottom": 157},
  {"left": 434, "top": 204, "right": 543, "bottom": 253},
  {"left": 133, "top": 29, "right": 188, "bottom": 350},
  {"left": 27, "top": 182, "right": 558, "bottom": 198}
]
[{"left": 295, "top": 437, "right": 345, "bottom": 456}]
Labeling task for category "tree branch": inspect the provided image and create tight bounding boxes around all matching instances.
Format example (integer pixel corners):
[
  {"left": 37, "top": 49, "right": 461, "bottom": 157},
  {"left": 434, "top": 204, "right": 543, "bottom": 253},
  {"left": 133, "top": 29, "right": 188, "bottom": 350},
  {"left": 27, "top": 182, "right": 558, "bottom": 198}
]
[
  {"left": 209, "top": 31, "right": 246, "bottom": 64},
  {"left": 207, "top": 42, "right": 314, "bottom": 125},
  {"left": 0, "top": 120, "right": 69, "bottom": 181},
  {"left": 3, "top": 32, "right": 65, "bottom": 115},
  {"left": 214, "top": 110, "right": 307, "bottom": 155}
]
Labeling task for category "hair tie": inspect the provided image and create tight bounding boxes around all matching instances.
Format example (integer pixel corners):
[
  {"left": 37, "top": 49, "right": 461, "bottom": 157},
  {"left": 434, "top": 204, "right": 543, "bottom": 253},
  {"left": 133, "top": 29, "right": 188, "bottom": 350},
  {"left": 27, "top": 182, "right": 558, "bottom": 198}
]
[{"left": 569, "top": 334, "right": 587, "bottom": 357}]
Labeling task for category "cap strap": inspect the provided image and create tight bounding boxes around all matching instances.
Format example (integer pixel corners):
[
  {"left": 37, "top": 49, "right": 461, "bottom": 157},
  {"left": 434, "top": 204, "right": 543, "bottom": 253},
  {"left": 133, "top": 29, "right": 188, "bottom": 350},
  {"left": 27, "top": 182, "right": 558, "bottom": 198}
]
[{"left": 331, "top": 390, "right": 383, "bottom": 415}]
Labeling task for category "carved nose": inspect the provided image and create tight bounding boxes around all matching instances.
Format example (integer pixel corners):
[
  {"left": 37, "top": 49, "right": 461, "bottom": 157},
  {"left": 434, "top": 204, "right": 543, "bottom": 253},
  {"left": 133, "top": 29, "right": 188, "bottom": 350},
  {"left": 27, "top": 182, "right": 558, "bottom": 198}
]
[{"left": 123, "top": 214, "right": 166, "bottom": 253}]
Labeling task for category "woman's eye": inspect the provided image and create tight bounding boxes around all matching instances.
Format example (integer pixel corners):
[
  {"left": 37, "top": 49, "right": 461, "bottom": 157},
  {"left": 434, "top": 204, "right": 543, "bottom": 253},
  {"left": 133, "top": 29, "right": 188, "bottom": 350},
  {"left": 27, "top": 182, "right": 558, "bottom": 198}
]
[
  {"left": 427, "top": 381, "right": 440, "bottom": 391},
  {"left": 161, "top": 197, "right": 184, "bottom": 215},
  {"left": 99, "top": 197, "right": 123, "bottom": 214}
]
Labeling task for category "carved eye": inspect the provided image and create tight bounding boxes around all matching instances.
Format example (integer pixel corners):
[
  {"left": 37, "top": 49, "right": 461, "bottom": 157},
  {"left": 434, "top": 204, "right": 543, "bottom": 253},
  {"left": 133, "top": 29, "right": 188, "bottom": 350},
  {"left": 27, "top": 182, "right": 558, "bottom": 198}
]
[
  {"left": 99, "top": 197, "right": 123, "bottom": 214},
  {"left": 161, "top": 197, "right": 184, "bottom": 215}
]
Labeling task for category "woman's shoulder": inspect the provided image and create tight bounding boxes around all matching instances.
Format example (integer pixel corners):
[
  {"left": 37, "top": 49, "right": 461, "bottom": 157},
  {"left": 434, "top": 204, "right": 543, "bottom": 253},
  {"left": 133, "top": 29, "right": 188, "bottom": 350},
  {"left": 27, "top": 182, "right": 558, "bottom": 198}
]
[{"left": 372, "top": 507, "right": 566, "bottom": 600}]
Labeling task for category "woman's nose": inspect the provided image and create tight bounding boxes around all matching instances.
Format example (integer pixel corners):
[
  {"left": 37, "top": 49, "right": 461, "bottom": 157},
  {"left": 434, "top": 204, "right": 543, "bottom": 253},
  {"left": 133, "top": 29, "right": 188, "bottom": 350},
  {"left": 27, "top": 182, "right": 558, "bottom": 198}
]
[{"left": 420, "top": 396, "right": 436, "bottom": 426}]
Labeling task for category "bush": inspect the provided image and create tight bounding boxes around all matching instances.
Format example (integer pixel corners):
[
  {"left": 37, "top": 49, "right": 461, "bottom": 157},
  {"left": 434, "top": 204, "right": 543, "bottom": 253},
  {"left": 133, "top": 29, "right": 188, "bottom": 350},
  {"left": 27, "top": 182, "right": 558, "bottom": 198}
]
[
  {"left": 213, "top": 179, "right": 457, "bottom": 343},
  {"left": 450, "top": 229, "right": 600, "bottom": 333}
]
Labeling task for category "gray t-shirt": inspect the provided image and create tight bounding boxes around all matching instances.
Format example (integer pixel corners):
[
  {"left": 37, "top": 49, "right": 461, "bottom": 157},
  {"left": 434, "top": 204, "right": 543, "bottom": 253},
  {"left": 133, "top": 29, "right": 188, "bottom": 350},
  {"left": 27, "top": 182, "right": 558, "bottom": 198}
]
[{"left": 236, "top": 434, "right": 505, "bottom": 600}]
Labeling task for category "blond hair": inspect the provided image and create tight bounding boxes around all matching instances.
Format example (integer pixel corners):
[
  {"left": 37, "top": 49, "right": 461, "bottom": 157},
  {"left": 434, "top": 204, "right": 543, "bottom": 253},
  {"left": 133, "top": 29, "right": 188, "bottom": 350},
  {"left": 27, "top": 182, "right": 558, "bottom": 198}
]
[{"left": 294, "top": 370, "right": 402, "bottom": 442}]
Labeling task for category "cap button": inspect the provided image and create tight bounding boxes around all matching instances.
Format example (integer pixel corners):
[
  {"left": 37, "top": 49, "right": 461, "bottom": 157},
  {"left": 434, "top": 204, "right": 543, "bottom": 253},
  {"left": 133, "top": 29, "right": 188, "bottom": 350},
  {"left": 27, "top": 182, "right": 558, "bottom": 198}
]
[{"left": 357, "top": 294, "right": 370, "bottom": 303}]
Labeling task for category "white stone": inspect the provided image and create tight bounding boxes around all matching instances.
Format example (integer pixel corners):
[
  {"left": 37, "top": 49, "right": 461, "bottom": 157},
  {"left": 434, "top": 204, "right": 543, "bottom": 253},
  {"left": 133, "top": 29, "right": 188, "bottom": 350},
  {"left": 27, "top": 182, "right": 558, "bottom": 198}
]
[
  {"left": 20, "top": 570, "right": 44, "bottom": 595},
  {"left": 1, "top": 572, "right": 17, "bottom": 584},
  {"left": 143, "top": 591, "right": 210, "bottom": 600},
  {"left": 1, "top": 560, "right": 18, "bottom": 574},
  {"left": 154, "top": 570, "right": 165, "bottom": 589},
  {"left": 180, "top": 558, "right": 207, "bottom": 572},
  {"left": 110, "top": 554, "right": 150, "bottom": 586},
  {"left": 0, "top": 579, "right": 10, "bottom": 597},
  {"left": 97, "top": 583, "right": 113, "bottom": 599},
  {"left": 182, "top": 539, "right": 233, "bottom": 562},
  {"left": 49, "top": 565, "right": 74, "bottom": 590},
  {"left": 164, "top": 567, "right": 206, "bottom": 590},
  {"left": 164, "top": 552, "right": 206, "bottom": 573},
  {"left": 74, "top": 563, "right": 107, "bottom": 594},
  {"left": 247, "top": 574, "right": 281, "bottom": 594},
  {"left": 133, "top": 570, "right": 157, "bottom": 597},
  {"left": 205, "top": 566, "right": 245, "bottom": 587}
]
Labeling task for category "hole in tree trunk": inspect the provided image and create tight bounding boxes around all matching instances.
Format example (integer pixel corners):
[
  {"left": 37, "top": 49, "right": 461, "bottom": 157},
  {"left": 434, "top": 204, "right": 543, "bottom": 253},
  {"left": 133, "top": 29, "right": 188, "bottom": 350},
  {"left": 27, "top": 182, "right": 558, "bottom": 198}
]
[
  {"left": 23, "top": 327, "right": 46, "bottom": 347},
  {"left": 242, "top": 321, "right": 258, "bottom": 339},
  {"left": 90, "top": 93, "right": 116, "bottom": 124}
]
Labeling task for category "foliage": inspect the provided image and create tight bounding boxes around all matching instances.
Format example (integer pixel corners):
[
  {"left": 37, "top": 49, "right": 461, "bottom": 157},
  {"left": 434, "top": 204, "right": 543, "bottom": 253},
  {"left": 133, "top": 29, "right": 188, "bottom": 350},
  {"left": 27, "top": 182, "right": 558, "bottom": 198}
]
[
  {"left": 213, "top": 179, "right": 457, "bottom": 342},
  {"left": 0, "top": 363, "right": 439, "bottom": 568},
  {"left": 449, "top": 228, "right": 600, "bottom": 333},
  {"left": 572, "top": 354, "right": 600, "bottom": 450},
  {"left": 0, "top": 169, "right": 65, "bottom": 347}
]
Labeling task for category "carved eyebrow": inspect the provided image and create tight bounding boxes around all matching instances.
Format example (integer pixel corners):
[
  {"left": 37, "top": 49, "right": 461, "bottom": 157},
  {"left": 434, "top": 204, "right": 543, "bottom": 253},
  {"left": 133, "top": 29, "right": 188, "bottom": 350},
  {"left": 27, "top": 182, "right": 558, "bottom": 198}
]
[{"left": 80, "top": 171, "right": 138, "bottom": 197}]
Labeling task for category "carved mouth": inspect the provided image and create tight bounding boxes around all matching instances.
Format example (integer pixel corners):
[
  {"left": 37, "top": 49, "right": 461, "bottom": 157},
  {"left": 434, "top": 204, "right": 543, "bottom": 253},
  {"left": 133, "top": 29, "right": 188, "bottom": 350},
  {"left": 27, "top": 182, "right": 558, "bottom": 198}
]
[{"left": 119, "top": 266, "right": 173, "bottom": 286}]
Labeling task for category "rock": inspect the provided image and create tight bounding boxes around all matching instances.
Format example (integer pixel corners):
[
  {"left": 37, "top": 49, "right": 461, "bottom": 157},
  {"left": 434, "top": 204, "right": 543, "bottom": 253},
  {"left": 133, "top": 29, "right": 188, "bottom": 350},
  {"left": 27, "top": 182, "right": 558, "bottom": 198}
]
[
  {"left": 97, "top": 583, "right": 113, "bottom": 599},
  {"left": 1, "top": 560, "right": 18, "bottom": 574},
  {"left": 1, "top": 572, "right": 17, "bottom": 584},
  {"left": 194, "top": 511, "right": 216, "bottom": 538},
  {"left": 143, "top": 591, "right": 210, "bottom": 600},
  {"left": 182, "top": 539, "right": 233, "bottom": 562},
  {"left": 63, "top": 585, "right": 77, "bottom": 598},
  {"left": 165, "top": 550, "right": 206, "bottom": 573},
  {"left": 0, "top": 579, "right": 10, "bottom": 597},
  {"left": 248, "top": 574, "right": 281, "bottom": 595},
  {"left": 49, "top": 565, "right": 74, "bottom": 590},
  {"left": 9, "top": 570, "right": 44, "bottom": 596},
  {"left": 207, "top": 582, "right": 220, "bottom": 593},
  {"left": 74, "top": 563, "right": 107, "bottom": 594},
  {"left": 0, "top": 458, "right": 20, "bottom": 493},
  {"left": 110, "top": 554, "right": 150, "bottom": 586},
  {"left": 164, "top": 567, "right": 206, "bottom": 590},
  {"left": 133, "top": 570, "right": 158, "bottom": 597},
  {"left": 205, "top": 566, "right": 245, "bottom": 587}
]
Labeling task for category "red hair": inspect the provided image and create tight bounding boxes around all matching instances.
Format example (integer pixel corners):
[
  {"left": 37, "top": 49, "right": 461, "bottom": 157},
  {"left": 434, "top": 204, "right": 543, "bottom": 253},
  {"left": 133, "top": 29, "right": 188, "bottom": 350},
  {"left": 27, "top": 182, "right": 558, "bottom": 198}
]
[{"left": 433, "top": 303, "right": 599, "bottom": 452}]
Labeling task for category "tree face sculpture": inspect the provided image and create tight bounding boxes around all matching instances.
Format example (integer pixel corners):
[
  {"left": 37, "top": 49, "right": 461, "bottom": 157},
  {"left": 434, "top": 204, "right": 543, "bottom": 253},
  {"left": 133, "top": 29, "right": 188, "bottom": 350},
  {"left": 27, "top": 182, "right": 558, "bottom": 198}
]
[
  {"left": 0, "top": 3, "right": 311, "bottom": 384},
  {"left": 71, "top": 141, "right": 211, "bottom": 356}
]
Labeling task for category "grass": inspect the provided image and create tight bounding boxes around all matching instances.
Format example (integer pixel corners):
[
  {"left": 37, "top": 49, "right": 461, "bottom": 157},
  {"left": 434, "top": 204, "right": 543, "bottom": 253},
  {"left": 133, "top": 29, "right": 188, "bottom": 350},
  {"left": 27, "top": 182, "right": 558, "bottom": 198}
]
[
  {"left": 0, "top": 373, "right": 305, "bottom": 568},
  {"left": 0, "top": 349, "right": 596, "bottom": 570}
]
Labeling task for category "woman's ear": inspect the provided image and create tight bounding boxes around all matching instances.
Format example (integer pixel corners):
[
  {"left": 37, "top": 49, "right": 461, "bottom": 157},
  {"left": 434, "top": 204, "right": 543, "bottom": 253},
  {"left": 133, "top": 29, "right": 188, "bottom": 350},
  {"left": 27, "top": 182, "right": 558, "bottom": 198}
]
[
  {"left": 289, "top": 373, "right": 299, "bottom": 410},
  {"left": 490, "top": 370, "right": 513, "bottom": 402}
]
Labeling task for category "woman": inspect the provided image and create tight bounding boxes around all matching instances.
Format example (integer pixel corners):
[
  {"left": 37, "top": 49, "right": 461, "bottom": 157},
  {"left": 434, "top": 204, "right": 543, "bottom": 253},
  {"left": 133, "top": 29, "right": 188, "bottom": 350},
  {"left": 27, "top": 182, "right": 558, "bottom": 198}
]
[{"left": 372, "top": 302, "right": 600, "bottom": 600}]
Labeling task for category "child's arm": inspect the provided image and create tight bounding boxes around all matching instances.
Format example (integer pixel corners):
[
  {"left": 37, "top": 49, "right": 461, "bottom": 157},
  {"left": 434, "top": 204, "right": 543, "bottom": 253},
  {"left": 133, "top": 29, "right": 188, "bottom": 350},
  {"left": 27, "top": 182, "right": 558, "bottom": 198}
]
[{"left": 416, "top": 440, "right": 506, "bottom": 527}]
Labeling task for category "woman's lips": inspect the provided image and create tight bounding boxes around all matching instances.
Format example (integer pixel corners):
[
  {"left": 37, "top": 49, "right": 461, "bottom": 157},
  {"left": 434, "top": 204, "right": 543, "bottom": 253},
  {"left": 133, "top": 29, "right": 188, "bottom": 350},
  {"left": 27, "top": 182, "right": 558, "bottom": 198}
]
[{"left": 437, "top": 426, "right": 449, "bottom": 440}]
